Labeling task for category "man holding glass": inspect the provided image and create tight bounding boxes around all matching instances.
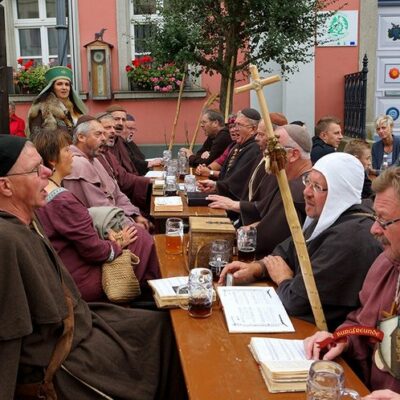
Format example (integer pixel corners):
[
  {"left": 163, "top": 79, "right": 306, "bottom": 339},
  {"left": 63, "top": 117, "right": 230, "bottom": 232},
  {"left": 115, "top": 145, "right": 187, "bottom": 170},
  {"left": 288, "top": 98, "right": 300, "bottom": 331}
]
[{"left": 219, "top": 153, "right": 382, "bottom": 331}]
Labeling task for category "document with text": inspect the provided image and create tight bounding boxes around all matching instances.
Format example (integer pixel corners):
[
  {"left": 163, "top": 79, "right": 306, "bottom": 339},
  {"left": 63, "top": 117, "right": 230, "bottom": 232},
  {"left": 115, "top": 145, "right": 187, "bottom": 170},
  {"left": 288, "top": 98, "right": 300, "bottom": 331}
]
[{"left": 217, "top": 286, "right": 295, "bottom": 333}]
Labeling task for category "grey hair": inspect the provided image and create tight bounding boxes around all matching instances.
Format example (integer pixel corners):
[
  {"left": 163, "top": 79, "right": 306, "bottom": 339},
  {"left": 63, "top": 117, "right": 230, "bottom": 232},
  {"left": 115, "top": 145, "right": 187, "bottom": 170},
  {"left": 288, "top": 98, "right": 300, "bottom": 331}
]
[
  {"left": 96, "top": 112, "right": 114, "bottom": 122},
  {"left": 72, "top": 120, "right": 94, "bottom": 144},
  {"left": 281, "top": 124, "right": 312, "bottom": 160},
  {"left": 9, "top": 100, "right": 16, "bottom": 109}
]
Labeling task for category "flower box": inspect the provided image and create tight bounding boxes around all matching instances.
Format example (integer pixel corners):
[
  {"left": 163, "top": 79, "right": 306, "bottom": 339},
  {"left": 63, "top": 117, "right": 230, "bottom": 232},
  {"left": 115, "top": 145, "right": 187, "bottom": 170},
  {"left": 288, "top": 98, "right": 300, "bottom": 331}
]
[{"left": 126, "top": 56, "right": 184, "bottom": 93}]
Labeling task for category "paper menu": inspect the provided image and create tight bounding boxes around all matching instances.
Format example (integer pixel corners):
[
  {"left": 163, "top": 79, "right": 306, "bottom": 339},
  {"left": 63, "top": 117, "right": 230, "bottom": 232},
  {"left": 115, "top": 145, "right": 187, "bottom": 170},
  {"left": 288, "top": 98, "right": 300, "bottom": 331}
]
[
  {"left": 154, "top": 196, "right": 182, "bottom": 206},
  {"left": 145, "top": 171, "right": 165, "bottom": 179},
  {"left": 217, "top": 286, "right": 295, "bottom": 333}
]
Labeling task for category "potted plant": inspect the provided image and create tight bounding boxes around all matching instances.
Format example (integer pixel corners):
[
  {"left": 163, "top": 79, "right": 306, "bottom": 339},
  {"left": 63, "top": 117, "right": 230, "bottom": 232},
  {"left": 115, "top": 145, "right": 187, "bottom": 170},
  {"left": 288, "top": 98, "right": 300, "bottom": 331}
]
[
  {"left": 126, "top": 56, "right": 184, "bottom": 92},
  {"left": 14, "top": 58, "right": 48, "bottom": 94}
]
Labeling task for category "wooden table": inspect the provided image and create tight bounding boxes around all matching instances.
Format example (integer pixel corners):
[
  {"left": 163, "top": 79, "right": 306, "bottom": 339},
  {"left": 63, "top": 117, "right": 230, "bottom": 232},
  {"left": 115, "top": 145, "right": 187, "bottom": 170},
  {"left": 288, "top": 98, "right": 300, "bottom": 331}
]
[
  {"left": 150, "top": 192, "right": 226, "bottom": 227},
  {"left": 154, "top": 235, "right": 370, "bottom": 400}
]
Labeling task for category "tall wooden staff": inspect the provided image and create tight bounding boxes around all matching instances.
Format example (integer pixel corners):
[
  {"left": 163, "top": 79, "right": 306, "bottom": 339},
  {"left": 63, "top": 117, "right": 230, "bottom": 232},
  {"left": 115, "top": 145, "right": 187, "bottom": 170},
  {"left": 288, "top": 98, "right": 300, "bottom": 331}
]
[
  {"left": 189, "top": 92, "right": 219, "bottom": 152},
  {"left": 224, "top": 56, "right": 235, "bottom": 123},
  {"left": 235, "top": 65, "right": 327, "bottom": 330},
  {"left": 168, "top": 70, "right": 187, "bottom": 152}
]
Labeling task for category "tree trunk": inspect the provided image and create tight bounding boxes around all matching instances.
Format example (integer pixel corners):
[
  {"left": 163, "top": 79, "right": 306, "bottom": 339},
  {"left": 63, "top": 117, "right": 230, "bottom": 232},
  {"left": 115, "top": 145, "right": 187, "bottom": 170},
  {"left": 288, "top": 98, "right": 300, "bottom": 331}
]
[{"left": 219, "top": 50, "right": 237, "bottom": 116}]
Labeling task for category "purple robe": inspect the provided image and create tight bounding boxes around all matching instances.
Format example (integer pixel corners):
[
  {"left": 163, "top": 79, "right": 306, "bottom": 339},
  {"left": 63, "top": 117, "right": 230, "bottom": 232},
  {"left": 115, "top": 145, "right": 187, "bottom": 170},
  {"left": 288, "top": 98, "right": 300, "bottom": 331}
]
[
  {"left": 339, "top": 253, "right": 400, "bottom": 391},
  {"left": 36, "top": 189, "right": 122, "bottom": 302},
  {"left": 97, "top": 149, "right": 151, "bottom": 213},
  {"left": 64, "top": 145, "right": 140, "bottom": 218},
  {"left": 63, "top": 145, "right": 160, "bottom": 285}
]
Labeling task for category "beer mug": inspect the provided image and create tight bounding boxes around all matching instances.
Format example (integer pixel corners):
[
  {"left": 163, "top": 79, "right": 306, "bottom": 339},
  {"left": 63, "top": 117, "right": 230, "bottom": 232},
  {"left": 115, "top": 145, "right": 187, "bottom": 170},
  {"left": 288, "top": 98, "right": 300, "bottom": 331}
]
[
  {"left": 165, "top": 175, "right": 178, "bottom": 196},
  {"left": 306, "top": 360, "right": 360, "bottom": 400},
  {"left": 166, "top": 159, "right": 179, "bottom": 178},
  {"left": 165, "top": 218, "right": 183, "bottom": 255},
  {"left": 184, "top": 174, "right": 196, "bottom": 194},
  {"left": 237, "top": 226, "right": 257, "bottom": 262},
  {"left": 177, "top": 268, "right": 213, "bottom": 318},
  {"left": 209, "top": 240, "right": 231, "bottom": 281},
  {"left": 178, "top": 156, "right": 189, "bottom": 179}
]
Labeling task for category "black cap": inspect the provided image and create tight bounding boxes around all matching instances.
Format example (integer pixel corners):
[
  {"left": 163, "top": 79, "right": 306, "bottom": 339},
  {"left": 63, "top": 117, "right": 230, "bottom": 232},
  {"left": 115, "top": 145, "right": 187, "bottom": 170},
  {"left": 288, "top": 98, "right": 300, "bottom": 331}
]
[
  {"left": 0, "top": 135, "right": 28, "bottom": 176},
  {"left": 240, "top": 108, "right": 261, "bottom": 121}
]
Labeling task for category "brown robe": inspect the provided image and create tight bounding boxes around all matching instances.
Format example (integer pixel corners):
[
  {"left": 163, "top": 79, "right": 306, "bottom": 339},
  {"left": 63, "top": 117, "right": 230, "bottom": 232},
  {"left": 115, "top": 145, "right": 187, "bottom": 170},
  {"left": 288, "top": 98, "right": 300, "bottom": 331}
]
[
  {"left": 109, "top": 136, "right": 140, "bottom": 175},
  {"left": 240, "top": 174, "right": 306, "bottom": 258},
  {"left": 0, "top": 212, "right": 186, "bottom": 399},
  {"left": 126, "top": 140, "right": 150, "bottom": 176},
  {"left": 97, "top": 149, "right": 151, "bottom": 213}
]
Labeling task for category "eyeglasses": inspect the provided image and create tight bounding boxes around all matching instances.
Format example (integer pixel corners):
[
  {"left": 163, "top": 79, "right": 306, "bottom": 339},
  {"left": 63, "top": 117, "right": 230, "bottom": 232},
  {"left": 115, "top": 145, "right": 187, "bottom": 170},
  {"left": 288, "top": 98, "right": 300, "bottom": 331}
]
[
  {"left": 6, "top": 162, "right": 46, "bottom": 177},
  {"left": 372, "top": 214, "right": 400, "bottom": 230},
  {"left": 302, "top": 173, "right": 328, "bottom": 193},
  {"left": 232, "top": 122, "right": 253, "bottom": 129}
]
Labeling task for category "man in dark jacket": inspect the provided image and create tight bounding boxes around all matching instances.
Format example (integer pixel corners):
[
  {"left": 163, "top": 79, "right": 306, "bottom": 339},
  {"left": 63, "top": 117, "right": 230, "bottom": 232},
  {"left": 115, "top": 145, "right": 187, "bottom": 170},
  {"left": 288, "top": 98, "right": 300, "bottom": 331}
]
[
  {"left": 310, "top": 116, "right": 343, "bottom": 164},
  {"left": 180, "top": 109, "right": 232, "bottom": 167}
]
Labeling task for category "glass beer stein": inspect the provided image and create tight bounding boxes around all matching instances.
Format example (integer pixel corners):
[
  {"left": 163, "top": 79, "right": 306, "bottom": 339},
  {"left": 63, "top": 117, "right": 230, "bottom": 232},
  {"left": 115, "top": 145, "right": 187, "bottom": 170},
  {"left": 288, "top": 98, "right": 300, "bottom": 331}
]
[
  {"left": 209, "top": 240, "right": 231, "bottom": 282},
  {"left": 237, "top": 226, "right": 257, "bottom": 262},
  {"left": 306, "top": 361, "right": 360, "bottom": 400},
  {"left": 177, "top": 268, "right": 213, "bottom": 318},
  {"left": 165, "top": 218, "right": 183, "bottom": 255}
]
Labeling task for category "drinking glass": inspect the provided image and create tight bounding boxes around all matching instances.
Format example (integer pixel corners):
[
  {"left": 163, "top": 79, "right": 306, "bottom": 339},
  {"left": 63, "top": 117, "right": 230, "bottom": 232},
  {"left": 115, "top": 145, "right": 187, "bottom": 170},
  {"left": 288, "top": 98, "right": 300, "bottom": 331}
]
[
  {"left": 165, "top": 218, "right": 183, "bottom": 255},
  {"left": 165, "top": 175, "right": 178, "bottom": 196},
  {"left": 162, "top": 150, "right": 172, "bottom": 166},
  {"left": 178, "top": 156, "right": 189, "bottom": 179},
  {"left": 166, "top": 158, "right": 179, "bottom": 178},
  {"left": 237, "top": 226, "right": 257, "bottom": 262},
  {"left": 184, "top": 174, "right": 196, "bottom": 194},
  {"left": 209, "top": 240, "right": 231, "bottom": 281},
  {"left": 177, "top": 268, "right": 213, "bottom": 318},
  {"left": 306, "top": 360, "right": 360, "bottom": 400}
]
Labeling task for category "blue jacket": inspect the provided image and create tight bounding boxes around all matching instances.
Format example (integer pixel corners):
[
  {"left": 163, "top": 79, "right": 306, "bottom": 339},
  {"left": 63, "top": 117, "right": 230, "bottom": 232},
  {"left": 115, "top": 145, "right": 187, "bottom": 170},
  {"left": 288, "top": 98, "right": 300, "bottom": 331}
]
[{"left": 372, "top": 135, "right": 400, "bottom": 170}]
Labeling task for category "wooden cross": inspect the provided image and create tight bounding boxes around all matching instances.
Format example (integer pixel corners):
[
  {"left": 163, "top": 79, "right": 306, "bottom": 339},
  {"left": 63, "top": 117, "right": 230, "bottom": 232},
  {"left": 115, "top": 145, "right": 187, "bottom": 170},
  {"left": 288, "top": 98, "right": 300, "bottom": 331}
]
[{"left": 235, "top": 65, "right": 327, "bottom": 331}]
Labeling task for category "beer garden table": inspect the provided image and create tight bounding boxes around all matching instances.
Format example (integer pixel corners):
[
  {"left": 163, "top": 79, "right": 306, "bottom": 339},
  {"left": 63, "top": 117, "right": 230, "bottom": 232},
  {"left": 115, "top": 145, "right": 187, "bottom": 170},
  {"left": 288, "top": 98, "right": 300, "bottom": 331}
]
[{"left": 153, "top": 235, "right": 370, "bottom": 400}]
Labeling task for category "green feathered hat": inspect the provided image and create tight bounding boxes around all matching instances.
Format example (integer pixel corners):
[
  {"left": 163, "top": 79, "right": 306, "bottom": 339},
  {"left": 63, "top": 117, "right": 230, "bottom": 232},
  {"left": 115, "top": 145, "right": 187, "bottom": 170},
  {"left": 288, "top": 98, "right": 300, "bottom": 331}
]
[{"left": 34, "top": 66, "right": 87, "bottom": 114}]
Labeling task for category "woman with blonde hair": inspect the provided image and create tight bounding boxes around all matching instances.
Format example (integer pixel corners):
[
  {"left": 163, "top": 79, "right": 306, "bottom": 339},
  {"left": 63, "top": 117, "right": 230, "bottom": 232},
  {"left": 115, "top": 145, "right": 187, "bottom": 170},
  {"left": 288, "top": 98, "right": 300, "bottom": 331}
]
[{"left": 371, "top": 114, "right": 400, "bottom": 172}]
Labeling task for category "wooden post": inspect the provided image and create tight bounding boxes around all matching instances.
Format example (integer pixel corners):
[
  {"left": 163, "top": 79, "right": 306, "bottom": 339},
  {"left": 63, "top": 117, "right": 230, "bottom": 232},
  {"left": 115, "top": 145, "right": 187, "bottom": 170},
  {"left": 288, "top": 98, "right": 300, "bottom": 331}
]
[
  {"left": 235, "top": 65, "right": 327, "bottom": 330},
  {"left": 189, "top": 92, "right": 219, "bottom": 152},
  {"left": 0, "top": 0, "right": 10, "bottom": 135},
  {"left": 168, "top": 70, "right": 186, "bottom": 152}
]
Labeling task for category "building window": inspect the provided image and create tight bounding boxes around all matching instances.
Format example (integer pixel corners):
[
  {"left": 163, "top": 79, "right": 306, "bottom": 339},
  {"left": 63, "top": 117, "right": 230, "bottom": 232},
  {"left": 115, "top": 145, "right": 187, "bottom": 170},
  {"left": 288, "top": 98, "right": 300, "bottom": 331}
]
[
  {"left": 13, "top": 0, "right": 70, "bottom": 65},
  {"left": 129, "top": 0, "right": 162, "bottom": 58}
]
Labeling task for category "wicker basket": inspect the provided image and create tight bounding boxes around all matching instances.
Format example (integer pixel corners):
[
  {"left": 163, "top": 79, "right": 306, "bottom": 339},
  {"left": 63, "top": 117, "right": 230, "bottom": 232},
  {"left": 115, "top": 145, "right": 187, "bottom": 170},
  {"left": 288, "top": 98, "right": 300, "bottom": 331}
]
[{"left": 102, "top": 250, "right": 141, "bottom": 303}]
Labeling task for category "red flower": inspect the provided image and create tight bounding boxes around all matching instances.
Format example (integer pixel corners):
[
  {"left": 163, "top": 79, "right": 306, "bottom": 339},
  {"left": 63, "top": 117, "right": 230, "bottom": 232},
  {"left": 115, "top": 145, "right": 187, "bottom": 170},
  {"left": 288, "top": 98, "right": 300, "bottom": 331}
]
[
  {"left": 133, "top": 58, "right": 140, "bottom": 67},
  {"left": 67, "top": 63, "right": 72, "bottom": 69},
  {"left": 125, "top": 65, "right": 133, "bottom": 72},
  {"left": 17, "top": 58, "right": 23, "bottom": 65},
  {"left": 24, "top": 60, "right": 34, "bottom": 69},
  {"left": 142, "top": 55, "right": 153, "bottom": 63}
]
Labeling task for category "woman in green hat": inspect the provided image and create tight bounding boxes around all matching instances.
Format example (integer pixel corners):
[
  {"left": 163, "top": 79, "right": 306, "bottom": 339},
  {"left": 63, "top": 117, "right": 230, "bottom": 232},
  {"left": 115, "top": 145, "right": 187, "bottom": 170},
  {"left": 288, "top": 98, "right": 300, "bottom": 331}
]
[{"left": 27, "top": 66, "right": 87, "bottom": 138}]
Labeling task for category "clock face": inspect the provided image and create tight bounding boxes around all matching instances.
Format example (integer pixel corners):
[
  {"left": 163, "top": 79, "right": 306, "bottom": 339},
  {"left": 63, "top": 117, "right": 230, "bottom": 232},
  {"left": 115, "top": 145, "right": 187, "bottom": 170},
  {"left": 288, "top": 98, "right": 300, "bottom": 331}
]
[{"left": 93, "top": 50, "right": 105, "bottom": 64}]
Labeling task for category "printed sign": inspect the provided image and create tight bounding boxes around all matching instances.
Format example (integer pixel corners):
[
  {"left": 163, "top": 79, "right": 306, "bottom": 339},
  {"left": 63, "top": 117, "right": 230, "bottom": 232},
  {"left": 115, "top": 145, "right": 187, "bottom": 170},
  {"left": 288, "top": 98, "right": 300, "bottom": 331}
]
[{"left": 318, "top": 11, "right": 358, "bottom": 47}]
